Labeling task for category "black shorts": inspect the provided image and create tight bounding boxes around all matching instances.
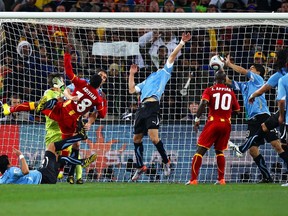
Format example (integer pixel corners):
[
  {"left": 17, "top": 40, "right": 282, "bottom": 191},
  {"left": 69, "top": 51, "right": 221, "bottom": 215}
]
[
  {"left": 134, "top": 101, "right": 160, "bottom": 135},
  {"left": 247, "top": 113, "right": 278, "bottom": 146},
  {"left": 264, "top": 110, "right": 286, "bottom": 143},
  {"left": 38, "top": 151, "right": 58, "bottom": 184},
  {"left": 264, "top": 111, "right": 280, "bottom": 131}
]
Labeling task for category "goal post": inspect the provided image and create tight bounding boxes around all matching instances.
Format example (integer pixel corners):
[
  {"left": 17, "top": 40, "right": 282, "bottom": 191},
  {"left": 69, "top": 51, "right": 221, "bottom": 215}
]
[{"left": 0, "top": 12, "right": 287, "bottom": 183}]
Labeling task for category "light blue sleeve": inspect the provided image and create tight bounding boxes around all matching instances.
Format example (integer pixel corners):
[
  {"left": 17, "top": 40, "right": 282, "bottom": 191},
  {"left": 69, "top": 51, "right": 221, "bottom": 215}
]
[
  {"left": 276, "top": 77, "right": 286, "bottom": 101},
  {"left": 231, "top": 80, "right": 242, "bottom": 91},
  {"left": 266, "top": 72, "right": 281, "bottom": 88},
  {"left": 67, "top": 83, "right": 75, "bottom": 92},
  {"left": 164, "top": 61, "right": 174, "bottom": 75},
  {"left": 0, "top": 172, "right": 8, "bottom": 184},
  {"left": 247, "top": 70, "right": 264, "bottom": 86},
  {"left": 136, "top": 80, "right": 146, "bottom": 93}
]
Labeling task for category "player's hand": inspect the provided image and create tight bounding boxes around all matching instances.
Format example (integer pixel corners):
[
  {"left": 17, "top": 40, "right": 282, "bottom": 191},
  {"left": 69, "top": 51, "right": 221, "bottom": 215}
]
[
  {"left": 193, "top": 118, "right": 200, "bottom": 133},
  {"left": 13, "top": 148, "right": 22, "bottom": 157},
  {"left": 129, "top": 64, "right": 138, "bottom": 75},
  {"left": 225, "top": 54, "right": 231, "bottom": 66},
  {"left": 70, "top": 96, "right": 79, "bottom": 102},
  {"left": 181, "top": 32, "right": 192, "bottom": 43}
]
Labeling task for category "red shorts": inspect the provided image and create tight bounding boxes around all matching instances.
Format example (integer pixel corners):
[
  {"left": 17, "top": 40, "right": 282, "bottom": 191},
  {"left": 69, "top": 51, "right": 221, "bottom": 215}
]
[
  {"left": 42, "top": 102, "right": 79, "bottom": 139},
  {"left": 197, "top": 120, "right": 231, "bottom": 151}
]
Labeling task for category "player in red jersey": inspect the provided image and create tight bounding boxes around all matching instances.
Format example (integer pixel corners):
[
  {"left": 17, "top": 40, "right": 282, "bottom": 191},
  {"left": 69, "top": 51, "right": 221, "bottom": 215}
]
[
  {"left": 36, "top": 45, "right": 107, "bottom": 181},
  {"left": 186, "top": 70, "right": 240, "bottom": 185},
  {"left": 37, "top": 45, "right": 107, "bottom": 138}
]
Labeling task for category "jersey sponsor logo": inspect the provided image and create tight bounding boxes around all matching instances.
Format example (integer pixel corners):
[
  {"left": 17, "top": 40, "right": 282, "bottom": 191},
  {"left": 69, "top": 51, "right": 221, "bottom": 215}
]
[{"left": 152, "top": 117, "right": 160, "bottom": 126}]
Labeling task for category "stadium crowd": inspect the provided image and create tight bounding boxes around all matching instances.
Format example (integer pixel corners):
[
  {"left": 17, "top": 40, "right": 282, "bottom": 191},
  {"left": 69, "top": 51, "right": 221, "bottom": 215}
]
[{"left": 0, "top": 0, "right": 287, "bottom": 13}]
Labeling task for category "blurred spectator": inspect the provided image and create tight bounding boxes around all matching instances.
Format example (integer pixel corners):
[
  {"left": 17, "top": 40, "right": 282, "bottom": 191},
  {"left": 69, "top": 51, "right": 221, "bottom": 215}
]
[
  {"left": 42, "top": 3, "right": 53, "bottom": 12},
  {"left": 207, "top": 4, "right": 219, "bottom": 12},
  {"left": 152, "top": 45, "right": 168, "bottom": 70},
  {"left": 181, "top": 101, "right": 199, "bottom": 121},
  {"left": 148, "top": 0, "right": 160, "bottom": 12},
  {"left": 33, "top": 45, "right": 55, "bottom": 91},
  {"left": 41, "top": 0, "right": 73, "bottom": 11},
  {"left": 162, "top": 0, "right": 175, "bottom": 12},
  {"left": 175, "top": 7, "right": 185, "bottom": 12},
  {"left": 119, "top": 4, "right": 131, "bottom": 12},
  {"left": 69, "top": 0, "right": 92, "bottom": 12},
  {"left": 100, "top": 6, "right": 112, "bottom": 12},
  {"left": 209, "top": 0, "right": 246, "bottom": 11},
  {"left": 0, "top": 56, "right": 13, "bottom": 99},
  {"left": 266, "top": 51, "right": 277, "bottom": 73},
  {"left": 247, "top": 0, "right": 270, "bottom": 12},
  {"left": 50, "top": 31, "right": 67, "bottom": 61},
  {"left": 0, "top": 95, "right": 33, "bottom": 122},
  {"left": 271, "top": 0, "right": 282, "bottom": 12},
  {"left": 0, "top": 0, "right": 5, "bottom": 11},
  {"left": 196, "top": 0, "right": 212, "bottom": 12},
  {"left": 18, "top": 23, "right": 41, "bottom": 52},
  {"left": 220, "top": 0, "right": 241, "bottom": 12},
  {"left": 56, "top": 4, "right": 66, "bottom": 12},
  {"left": 106, "top": 63, "right": 127, "bottom": 117},
  {"left": 102, "top": 0, "right": 116, "bottom": 12},
  {"left": 13, "top": 0, "right": 40, "bottom": 12},
  {"left": 246, "top": 0, "right": 257, "bottom": 12},
  {"left": 275, "top": 39, "right": 285, "bottom": 52},
  {"left": 175, "top": 0, "right": 190, "bottom": 11},
  {"left": 189, "top": 0, "right": 197, "bottom": 12},
  {"left": 254, "top": 51, "right": 266, "bottom": 64},
  {"left": 3, "top": 0, "right": 15, "bottom": 11},
  {"left": 134, "top": 4, "right": 146, "bottom": 12},
  {"left": 90, "top": 3, "right": 101, "bottom": 12}
]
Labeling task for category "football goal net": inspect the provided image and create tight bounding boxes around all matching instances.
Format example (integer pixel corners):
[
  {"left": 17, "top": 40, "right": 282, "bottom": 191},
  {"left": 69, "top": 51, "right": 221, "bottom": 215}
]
[{"left": 0, "top": 13, "right": 287, "bottom": 183}]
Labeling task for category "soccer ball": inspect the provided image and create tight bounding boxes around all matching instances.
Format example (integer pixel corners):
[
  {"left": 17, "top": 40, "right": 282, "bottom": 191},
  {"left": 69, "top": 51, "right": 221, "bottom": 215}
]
[{"left": 209, "top": 55, "right": 225, "bottom": 71}]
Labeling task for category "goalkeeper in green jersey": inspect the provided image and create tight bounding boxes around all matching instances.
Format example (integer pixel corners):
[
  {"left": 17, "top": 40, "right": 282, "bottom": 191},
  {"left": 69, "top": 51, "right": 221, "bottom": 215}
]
[{"left": 2, "top": 73, "right": 84, "bottom": 183}]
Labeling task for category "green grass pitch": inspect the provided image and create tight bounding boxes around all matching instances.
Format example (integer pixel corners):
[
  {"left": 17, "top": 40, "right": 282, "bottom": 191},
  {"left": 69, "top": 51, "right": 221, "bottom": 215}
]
[{"left": 1, "top": 183, "right": 287, "bottom": 216}]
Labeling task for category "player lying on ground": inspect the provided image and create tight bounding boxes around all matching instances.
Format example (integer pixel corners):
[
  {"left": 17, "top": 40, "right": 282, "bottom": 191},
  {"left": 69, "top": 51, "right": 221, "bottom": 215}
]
[{"left": 0, "top": 132, "right": 96, "bottom": 184}]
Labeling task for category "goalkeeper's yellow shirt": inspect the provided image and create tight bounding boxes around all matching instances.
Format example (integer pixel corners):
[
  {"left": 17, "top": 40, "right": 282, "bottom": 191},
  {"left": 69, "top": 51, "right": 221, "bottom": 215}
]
[{"left": 43, "top": 89, "right": 63, "bottom": 146}]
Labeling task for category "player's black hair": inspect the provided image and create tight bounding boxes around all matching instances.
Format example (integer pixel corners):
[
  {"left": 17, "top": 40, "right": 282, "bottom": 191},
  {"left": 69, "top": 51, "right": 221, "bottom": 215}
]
[
  {"left": 0, "top": 155, "right": 9, "bottom": 174},
  {"left": 48, "top": 73, "right": 63, "bottom": 88},
  {"left": 214, "top": 70, "right": 226, "bottom": 83},
  {"left": 96, "top": 68, "right": 107, "bottom": 75},
  {"left": 89, "top": 73, "right": 102, "bottom": 89},
  {"left": 253, "top": 64, "right": 265, "bottom": 78},
  {"left": 275, "top": 48, "right": 288, "bottom": 70}
]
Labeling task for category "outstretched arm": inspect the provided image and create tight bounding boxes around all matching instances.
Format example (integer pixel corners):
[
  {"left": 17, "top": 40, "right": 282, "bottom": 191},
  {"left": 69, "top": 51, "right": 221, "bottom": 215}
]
[
  {"left": 129, "top": 64, "right": 138, "bottom": 94},
  {"left": 167, "top": 32, "right": 192, "bottom": 64},
  {"left": 64, "top": 45, "right": 77, "bottom": 82},
  {"left": 225, "top": 54, "right": 248, "bottom": 75}
]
